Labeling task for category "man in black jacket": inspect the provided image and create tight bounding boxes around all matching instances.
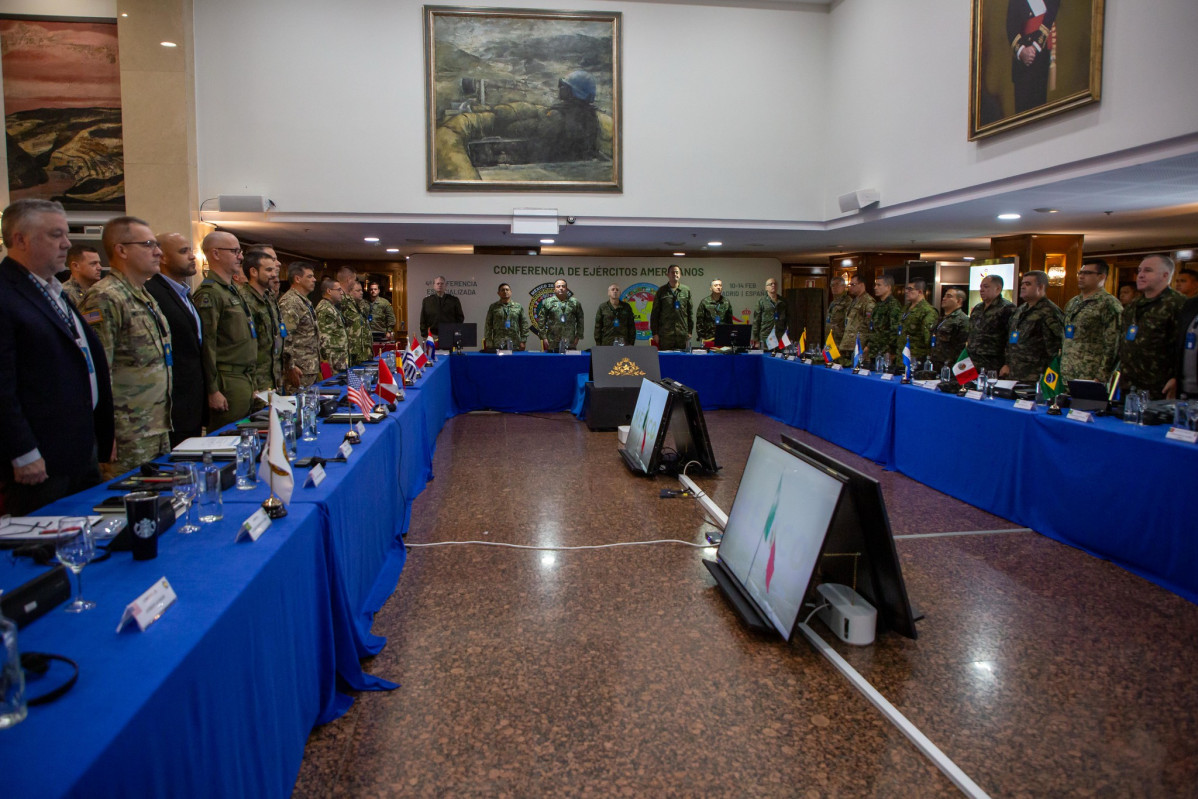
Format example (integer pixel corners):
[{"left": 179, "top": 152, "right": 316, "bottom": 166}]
[
  {"left": 146, "top": 232, "right": 207, "bottom": 444},
  {"left": 419, "top": 275, "right": 464, "bottom": 338},
  {"left": 0, "top": 199, "right": 114, "bottom": 515}
]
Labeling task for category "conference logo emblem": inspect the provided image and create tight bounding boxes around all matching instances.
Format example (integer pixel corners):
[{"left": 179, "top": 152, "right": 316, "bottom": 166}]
[
  {"left": 608, "top": 357, "right": 646, "bottom": 377},
  {"left": 620, "top": 282, "right": 657, "bottom": 341}
]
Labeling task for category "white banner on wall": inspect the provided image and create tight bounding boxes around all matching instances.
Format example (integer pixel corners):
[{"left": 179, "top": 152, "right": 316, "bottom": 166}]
[{"left": 407, "top": 254, "right": 781, "bottom": 350}]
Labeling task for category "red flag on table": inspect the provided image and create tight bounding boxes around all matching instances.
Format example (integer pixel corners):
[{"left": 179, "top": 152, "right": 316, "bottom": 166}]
[
  {"left": 377, "top": 358, "right": 400, "bottom": 403},
  {"left": 409, "top": 335, "right": 428, "bottom": 369},
  {"left": 346, "top": 372, "right": 375, "bottom": 417}
]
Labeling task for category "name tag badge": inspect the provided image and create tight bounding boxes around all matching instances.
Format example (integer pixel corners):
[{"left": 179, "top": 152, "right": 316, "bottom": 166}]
[
  {"left": 1065, "top": 324, "right": 1075, "bottom": 340},
  {"left": 1186, "top": 332, "right": 1196, "bottom": 350},
  {"left": 248, "top": 317, "right": 258, "bottom": 339},
  {"left": 116, "top": 577, "right": 177, "bottom": 633},
  {"left": 279, "top": 321, "right": 289, "bottom": 339},
  {"left": 1009, "top": 330, "right": 1020, "bottom": 344},
  {"left": 82, "top": 344, "right": 96, "bottom": 374},
  {"left": 505, "top": 319, "right": 511, "bottom": 328},
  {"left": 825, "top": 316, "right": 832, "bottom": 325},
  {"left": 236, "top": 508, "right": 272, "bottom": 542},
  {"left": 930, "top": 334, "right": 937, "bottom": 347},
  {"left": 869, "top": 321, "right": 875, "bottom": 331},
  {"left": 613, "top": 319, "right": 619, "bottom": 327},
  {"left": 897, "top": 324, "right": 903, "bottom": 336},
  {"left": 164, "top": 342, "right": 173, "bottom": 367},
  {"left": 1126, "top": 324, "right": 1137, "bottom": 342},
  {"left": 560, "top": 315, "right": 567, "bottom": 324},
  {"left": 674, "top": 301, "right": 680, "bottom": 309}
]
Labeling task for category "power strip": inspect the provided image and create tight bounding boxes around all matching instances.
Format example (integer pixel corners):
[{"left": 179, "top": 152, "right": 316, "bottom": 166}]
[
  {"left": 678, "top": 474, "right": 728, "bottom": 530},
  {"left": 815, "top": 583, "right": 877, "bottom": 646}
]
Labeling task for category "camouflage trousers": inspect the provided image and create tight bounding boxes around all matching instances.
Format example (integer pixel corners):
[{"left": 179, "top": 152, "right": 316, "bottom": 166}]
[{"left": 104, "top": 431, "right": 171, "bottom": 479}]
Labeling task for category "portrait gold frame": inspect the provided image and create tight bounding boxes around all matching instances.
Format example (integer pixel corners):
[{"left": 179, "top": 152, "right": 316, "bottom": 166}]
[
  {"left": 424, "top": 6, "right": 622, "bottom": 192},
  {"left": 969, "top": 0, "right": 1104, "bottom": 141}
]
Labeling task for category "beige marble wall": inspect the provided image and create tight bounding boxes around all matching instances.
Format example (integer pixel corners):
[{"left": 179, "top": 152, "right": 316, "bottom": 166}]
[{"left": 118, "top": 0, "right": 200, "bottom": 256}]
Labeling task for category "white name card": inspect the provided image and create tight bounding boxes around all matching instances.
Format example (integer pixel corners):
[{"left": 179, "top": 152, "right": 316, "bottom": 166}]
[
  {"left": 856, "top": 369, "right": 871, "bottom": 376},
  {"left": 786, "top": 355, "right": 797, "bottom": 361},
  {"left": 237, "top": 508, "right": 272, "bottom": 542},
  {"left": 338, "top": 441, "right": 353, "bottom": 459},
  {"left": 1166, "top": 426, "right": 1198, "bottom": 444},
  {"left": 880, "top": 373, "right": 894, "bottom": 381},
  {"left": 921, "top": 380, "right": 939, "bottom": 390},
  {"left": 496, "top": 349, "right": 512, "bottom": 356},
  {"left": 355, "top": 421, "right": 366, "bottom": 435},
  {"left": 116, "top": 577, "right": 177, "bottom": 633},
  {"left": 1014, "top": 399, "right": 1036, "bottom": 410},
  {"left": 1067, "top": 409, "right": 1094, "bottom": 423},
  {"left": 965, "top": 389, "right": 984, "bottom": 400},
  {"left": 566, "top": 349, "right": 583, "bottom": 355},
  {"left": 831, "top": 364, "right": 843, "bottom": 371},
  {"left": 305, "top": 463, "right": 326, "bottom": 487}
]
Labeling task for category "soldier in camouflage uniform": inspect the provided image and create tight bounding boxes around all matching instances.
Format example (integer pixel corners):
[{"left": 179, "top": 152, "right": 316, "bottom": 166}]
[
  {"left": 62, "top": 244, "right": 102, "bottom": 307},
  {"left": 538, "top": 279, "right": 585, "bottom": 350},
  {"left": 79, "top": 218, "right": 172, "bottom": 476},
  {"left": 336, "top": 267, "right": 371, "bottom": 365},
  {"left": 1119, "top": 255, "right": 1185, "bottom": 399},
  {"left": 1060, "top": 259, "right": 1124, "bottom": 384},
  {"left": 825, "top": 277, "right": 851, "bottom": 348},
  {"left": 483, "top": 283, "right": 529, "bottom": 349},
  {"left": 896, "top": 279, "right": 939, "bottom": 364},
  {"left": 1001, "top": 270, "right": 1065, "bottom": 382},
  {"left": 695, "top": 279, "right": 733, "bottom": 342},
  {"left": 837, "top": 275, "right": 876, "bottom": 364},
  {"left": 195, "top": 231, "right": 258, "bottom": 429},
  {"left": 652, "top": 265, "right": 694, "bottom": 350},
  {"left": 239, "top": 251, "right": 285, "bottom": 397},
  {"left": 365, "top": 281, "right": 397, "bottom": 339},
  {"left": 967, "top": 273, "right": 1016, "bottom": 373},
  {"left": 929, "top": 288, "right": 970, "bottom": 371},
  {"left": 594, "top": 284, "right": 637, "bottom": 346},
  {"left": 315, "top": 278, "right": 351, "bottom": 373},
  {"left": 279, "top": 261, "right": 321, "bottom": 390},
  {"left": 751, "top": 277, "right": 787, "bottom": 350},
  {"left": 348, "top": 279, "right": 375, "bottom": 364},
  {"left": 866, "top": 274, "right": 901, "bottom": 365}
]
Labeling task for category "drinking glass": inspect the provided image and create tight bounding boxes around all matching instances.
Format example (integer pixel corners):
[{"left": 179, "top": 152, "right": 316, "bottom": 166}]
[
  {"left": 985, "top": 370, "right": 998, "bottom": 399},
  {"left": 1188, "top": 404, "right": 1198, "bottom": 431},
  {"left": 56, "top": 517, "right": 96, "bottom": 613},
  {"left": 173, "top": 463, "right": 199, "bottom": 534}
]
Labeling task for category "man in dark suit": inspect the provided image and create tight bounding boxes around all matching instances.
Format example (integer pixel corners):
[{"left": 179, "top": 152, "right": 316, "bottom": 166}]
[
  {"left": 146, "top": 232, "right": 207, "bottom": 445},
  {"left": 0, "top": 199, "right": 114, "bottom": 515}
]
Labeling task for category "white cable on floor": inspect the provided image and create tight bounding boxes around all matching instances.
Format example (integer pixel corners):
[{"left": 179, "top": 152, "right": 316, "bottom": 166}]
[
  {"left": 406, "top": 538, "right": 711, "bottom": 550},
  {"left": 797, "top": 622, "right": 991, "bottom": 799}
]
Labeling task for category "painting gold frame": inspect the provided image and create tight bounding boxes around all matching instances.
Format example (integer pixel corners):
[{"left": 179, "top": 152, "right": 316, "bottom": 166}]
[
  {"left": 424, "top": 6, "right": 622, "bottom": 192},
  {"left": 969, "top": 0, "right": 1104, "bottom": 141}
]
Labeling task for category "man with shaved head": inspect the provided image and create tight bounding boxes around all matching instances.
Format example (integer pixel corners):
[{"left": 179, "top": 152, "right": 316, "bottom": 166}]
[
  {"left": 195, "top": 230, "right": 257, "bottom": 428},
  {"left": 146, "top": 232, "right": 207, "bottom": 443}
]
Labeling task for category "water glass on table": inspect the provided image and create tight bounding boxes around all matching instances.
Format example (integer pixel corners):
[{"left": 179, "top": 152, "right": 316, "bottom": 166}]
[
  {"left": 173, "top": 463, "right": 200, "bottom": 533},
  {"left": 56, "top": 517, "right": 96, "bottom": 613}
]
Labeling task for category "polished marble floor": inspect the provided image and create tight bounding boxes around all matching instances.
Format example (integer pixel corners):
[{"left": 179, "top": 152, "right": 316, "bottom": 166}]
[{"left": 294, "top": 410, "right": 1198, "bottom": 798}]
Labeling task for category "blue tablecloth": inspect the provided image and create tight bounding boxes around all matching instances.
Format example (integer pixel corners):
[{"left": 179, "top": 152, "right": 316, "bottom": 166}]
[
  {"left": 451, "top": 352, "right": 589, "bottom": 412},
  {"left": 0, "top": 504, "right": 342, "bottom": 798}
]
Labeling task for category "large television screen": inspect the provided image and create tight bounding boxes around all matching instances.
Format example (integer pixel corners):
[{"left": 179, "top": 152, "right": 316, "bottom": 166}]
[
  {"left": 967, "top": 260, "right": 1017, "bottom": 310},
  {"left": 622, "top": 378, "right": 673, "bottom": 474},
  {"left": 715, "top": 436, "right": 845, "bottom": 639},
  {"left": 780, "top": 434, "right": 919, "bottom": 639}
]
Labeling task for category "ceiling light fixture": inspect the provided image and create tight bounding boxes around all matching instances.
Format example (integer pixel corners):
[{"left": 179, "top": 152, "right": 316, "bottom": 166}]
[
  {"left": 841, "top": 258, "right": 852, "bottom": 267},
  {"left": 997, "top": 213, "right": 1021, "bottom": 220},
  {"left": 1033, "top": 207, "right": 1060, "bottom": 214},
  {"left": 963, "top": 256, "right": 976, "bottom": 261},
  {"left": 673, "top": 252, "right": 685, "bottom": 257},
  {"left": 364, "top": 236, "right": 380, "bottom": 243},
  {"left": 160, "top": 41, "right": 177, "bottom": 48},
  {"left": 386, "top": 248, "right": 400, "bottom": 253},
  {"left": 707, "top": 241, "right": 722, "bottom": 247},
  {"left": 540, "top": 238, "right": 555, "bottom": 244}
]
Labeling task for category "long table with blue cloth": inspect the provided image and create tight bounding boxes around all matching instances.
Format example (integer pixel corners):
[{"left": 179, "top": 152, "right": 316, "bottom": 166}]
[
  {"left": 0, "top": 356, "right": 456, "bottom": 798},
  {"left": 453, "top": 350, "right": 1198, "bottom": 603}
]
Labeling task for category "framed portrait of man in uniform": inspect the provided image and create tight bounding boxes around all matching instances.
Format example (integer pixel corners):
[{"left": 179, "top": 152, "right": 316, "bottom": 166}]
[
  {"left": 969, "top": 0, "right": 1105, "bottom": 140},
  {"left": 424, "top": 6, "right": 622, "bottom": 192}
]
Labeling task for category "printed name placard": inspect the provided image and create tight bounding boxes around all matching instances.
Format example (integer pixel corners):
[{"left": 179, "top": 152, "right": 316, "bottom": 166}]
[
  {"left": 116, "top": 577, "right": 177, "bottom": 633},
  {"left": 338, "top": 440, "right": 353, "bottom": 459},
  {"left": 1166, "top": 427, "right": 1198, "bottom": 444},
  {"left": 236, "top": 508, "right": 272, "bottom": 542},
  {"left": 1067, "top": 409, "right": 1094, "bottom": 423},
  {"left": 1014, "top": 399, "right": 1036, "bottom": 410},
  {"left": 355, "top": 421, "right": 366, "bottom": 435},
  {"left": 880, "top": 373, "right": 894, "bottom": 381},
  {"left": 856, "top": 369, "right": 871, "bottom": 377},
  {"left": 965, "top": 389, "right": 984, "bottom": 400},
  {"left": 305, "top": 463, "right": 327, "bottom": 487},
  {"left": 830, "top": 364, "right": 843, "bottom": 371},
  {"left": 922, "top": 380, "right": 939, "bottom": 390}
]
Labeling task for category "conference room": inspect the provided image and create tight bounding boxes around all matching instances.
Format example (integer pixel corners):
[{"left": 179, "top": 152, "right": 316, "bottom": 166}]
[{"left": 2, "top": 0, "right": 1197, "bottom": 796}]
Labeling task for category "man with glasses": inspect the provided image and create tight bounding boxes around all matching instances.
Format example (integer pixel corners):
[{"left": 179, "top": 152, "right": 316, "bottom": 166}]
[
  {"left": 146, "top": 232, "right": 206, "bottom": 444},
  {"left": 1000, "top": 270, "right": 1064, "bottom": 382},
  {"left": 316, "top": 277, "right": 351, "bottom": 372},
  {"left": 0, "top": 199, "right": 113, "bottom": 515},
  {"left": 1119, "top": 255, "right": 1185, "bottom": 399},
  {"left": 79, "top": 217, "right": 173, "bottom": 476},
  {"left": 195, "top": 231, "right": 257, "bottom": 429},
  {"left": 896, "top": 279, "right": 938, "bottom": 366},
  {"left": 1060, "top": 259, "right": 1123, "bottom": 384}
]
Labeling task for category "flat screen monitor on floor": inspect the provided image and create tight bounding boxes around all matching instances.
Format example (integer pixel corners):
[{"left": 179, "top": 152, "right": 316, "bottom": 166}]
[
  {"left": 659, "top": 378, "right": 718, "bottom": 473},
  {"left": 620, "top": 378, "right": 674, "bottom": 475},
  {"left": 779, "top": 434, "right": 919, "bottom": 639},
  {"left": 437, "top": 323, "right": 477, "bottom": 350},
  {"left": 707, "top": 436, "right": 846, "bottom": 640}
]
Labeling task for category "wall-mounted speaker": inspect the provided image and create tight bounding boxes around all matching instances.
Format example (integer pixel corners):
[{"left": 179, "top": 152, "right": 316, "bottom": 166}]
[{"left": 837, "top": 188, "right": 880, "bottom": 214}]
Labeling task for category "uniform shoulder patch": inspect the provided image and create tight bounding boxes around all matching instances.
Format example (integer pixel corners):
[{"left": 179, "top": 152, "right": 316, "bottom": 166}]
[
  {"left": 82, "top": 309, "right": 102, "bottom": 324},
  {"left": 196, "top": 292, "right": 214, "bottom": 308}
]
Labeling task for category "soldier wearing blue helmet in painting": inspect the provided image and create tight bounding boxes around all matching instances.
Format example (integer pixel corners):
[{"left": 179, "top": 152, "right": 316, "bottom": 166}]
[{"left": 510, "top": 69, "right": 600, "bottom": 163}]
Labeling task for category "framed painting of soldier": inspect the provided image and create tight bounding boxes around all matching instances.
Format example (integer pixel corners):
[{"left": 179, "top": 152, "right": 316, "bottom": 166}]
[
  {"left": 424, "top": 6, "right": 622, "bottom": 192},
  {"left": 969, "top": 0, "right": 1105, "bottom": 140}
]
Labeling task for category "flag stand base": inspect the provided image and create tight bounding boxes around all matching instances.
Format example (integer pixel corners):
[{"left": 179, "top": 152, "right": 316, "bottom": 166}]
[
  {"left": 344, "top": 430, "right": 361, "bottom": 445},
  {"left": 262, "top": 496, "right": 288, "bottom": 519}
]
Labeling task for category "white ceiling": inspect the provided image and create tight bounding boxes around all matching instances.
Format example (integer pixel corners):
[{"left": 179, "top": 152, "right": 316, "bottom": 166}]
[{"left": 206, "top": 146, "right": 1198, "bottom": 265}]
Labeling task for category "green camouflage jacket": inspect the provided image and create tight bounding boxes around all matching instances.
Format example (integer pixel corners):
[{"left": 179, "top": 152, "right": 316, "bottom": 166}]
[
  {"left": 896, "top": 299, "right": 939, "bottom": 363},
  {"left": 594, "top": 300, "right": 637, "bottom": 346},
  {"left": 279, "top": 288, "right": 320, "bottom": 385},
  {"left": 695, "top": 295, "right": 733, "bottom": 341},
  {"left": 967, "top": 297, "right": 1015, "bottom": 373},
  {"left": 1005, "top": 298, "right": 1065, "bottom": 382},
  {"left": 1119, "top": 287, "right": 1185, "bottom": 398},
  {"left": 316, "top": 298, "right": 350, "bottom": 372},
  {"left": 1060, "top": 289, "right": 1123, "bottom": 384},
  {"left": 652, "top": 283, "right": 694, "bottom": 348},
  {"left": 538, "top": 296, "right": 585, "bottom": 350}
]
